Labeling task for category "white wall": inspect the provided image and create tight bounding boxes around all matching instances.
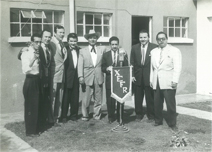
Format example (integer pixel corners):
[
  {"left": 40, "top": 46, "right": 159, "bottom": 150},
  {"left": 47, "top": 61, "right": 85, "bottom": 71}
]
[{"left": 197, "top": 0, "right": 212, "bottom": 95}]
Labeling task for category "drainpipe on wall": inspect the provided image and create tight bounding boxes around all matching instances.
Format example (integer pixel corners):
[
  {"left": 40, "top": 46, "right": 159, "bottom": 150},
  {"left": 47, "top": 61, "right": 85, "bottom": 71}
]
[{"left": 69, "top": 0, "right": 75, "bottom": 33}]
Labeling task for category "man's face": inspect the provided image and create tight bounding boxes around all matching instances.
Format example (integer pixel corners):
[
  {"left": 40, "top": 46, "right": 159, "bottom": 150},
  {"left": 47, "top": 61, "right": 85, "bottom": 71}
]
[
  {"left": 32, "top": 37, "right": 41, "bottom": 50},
  {"left": 42, "top": 31, "right": 51, "bottom": 45},
  {"left": 68, "top": 37, "right": 78, "bottom": 49},
  {"left": 54, "top": 28, "right": 65, "bottom": 41},
  {"left": 88, "top": 35, "right": 97, "bottom": 46},
  {"left": 110, "top": 40, "right": 119, "bottom": 52},
  {"left": 157, "top": 33, "right": 168, "bottom": 48},
  {"left": 139, "top": 33, "right": 149, "bottom": 46}
]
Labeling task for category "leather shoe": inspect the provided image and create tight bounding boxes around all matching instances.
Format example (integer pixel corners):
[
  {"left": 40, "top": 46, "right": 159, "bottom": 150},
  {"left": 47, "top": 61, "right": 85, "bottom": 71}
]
[
  {"left": 154, "top": 122, "right": 163, "bottom": 126},
  {"left": 170, "top": 126, "right": 179, "bottom": 132}
]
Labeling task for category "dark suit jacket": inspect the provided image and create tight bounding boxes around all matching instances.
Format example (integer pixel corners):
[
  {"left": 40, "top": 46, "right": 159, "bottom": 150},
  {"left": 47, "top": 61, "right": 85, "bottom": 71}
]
[
  {"left": 130, "top": 42, "right": 157, "bottom": 86},
  {"left": 102, "top": 50, "right": 129, "bottom": 90},
  {"left": 64, "top": 46, "right": 80, "bottom": 89}
]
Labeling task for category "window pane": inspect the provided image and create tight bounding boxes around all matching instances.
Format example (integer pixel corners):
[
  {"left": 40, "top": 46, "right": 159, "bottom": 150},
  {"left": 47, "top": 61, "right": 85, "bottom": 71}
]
[
  {"left": 104, "top": 26, "right": 109, "bottom": 37},
  {"left": 32, "top": 18, "right": 42, "bottom": 23},
  {"left": 182, "top": 18, "right": 186, "bottom": 27},
  {"left": 43, "top": 24, "right": 53, "bottom": 34},
  {"left": 21, "top": 13, "right": 31, "bottom": 23},
  {"left": 54, "top": 11, "right": 63, "bottom": 23},
  {"left": 169, "top": 28, "right": 174, "bottom": 37},
  {"left": 32, "top": 24, "right": 42, "bottom": 35},
  {"left": 175, "top": 28, "right": 180, "bottom": 37},
  {"left": 77, "top": 25, "right": 83, "bottom": 36},
  {"left": 182, "top": 28, "right": 187, "bottom": 37},
  {"left": 169, "top": 19, "right": 174, "bottom": 27},
  {"left": 163, "top": 28, "right": 167, "bottom": 33},
  {"left": 10, "top": 9, "right": 19, "bottom": 22},
  {"left": 163, "top": 17, "right": 167, "bottom": 27},
  {"left": 94, "top": 14, "right": 102, "bottom": 24},
  {"left": 103, "top": 14, "right": 110, "bottom": 25},
  {"left": 86, "top": 26, "right": 93, "bottom": 34},
  {"left": 175, "top": 19, "right": 180, "bottom": 27},
  {"left": 44, "top": 11, "right": 52, "bottom": 23},
  {"left": 10, "top": 24, "right": 20, "bottom": 36},
  {"left": 21, "top": 10, "right": 32, "bottom": 18},
  {"left": 21, "top": 24, "right": 31, "bottom": 36},
  {"left": 77, "top": 12, "right": 83, "bottom": 24},
  {"left": 94, "top": 26, "right": 102, "bottom": 36},
  {"left": 85, "top": 14, "right": 93, "bottom": 24}
]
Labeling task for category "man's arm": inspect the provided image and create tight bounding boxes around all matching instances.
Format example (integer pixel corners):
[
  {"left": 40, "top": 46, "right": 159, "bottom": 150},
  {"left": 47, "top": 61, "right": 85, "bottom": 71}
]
[
  {"left": 77, "top": 50, "right": 85, "bottom": 84},
  {"left": 18, "top": 47, "right": 28, "bottom": 60},
  {"left": 172, "top": 47, "right": 182, "bottom": 88},
  {"left": 130, "top": 47, "right": 136, "bottom": 82}
]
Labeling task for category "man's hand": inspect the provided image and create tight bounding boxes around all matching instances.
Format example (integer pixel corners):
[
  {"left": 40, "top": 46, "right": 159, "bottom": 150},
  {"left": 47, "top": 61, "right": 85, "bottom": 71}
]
[
  {"left": 150, "top": 82, "right": 153, "bottom": 88},
  {"left": 132, "top": 77, "right": 136, "bottom": 83},
  {"left": 171, "top": 82, "right": 178, "bottom": 89},
  {"left": 106, "top": 66, "right": 112, "bottom": 72},
  {"left": 79, "top": 77, "right": 85, "bottom": 84}
]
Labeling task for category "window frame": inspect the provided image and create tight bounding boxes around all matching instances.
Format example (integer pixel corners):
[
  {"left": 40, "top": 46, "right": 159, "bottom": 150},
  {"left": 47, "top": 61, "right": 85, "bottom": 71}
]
[
  {"left": 9, "top": 8, "right": 64, "bottom": 43},
  {"left": 76, "top": 11, "right": 112, "bottom": 42}
]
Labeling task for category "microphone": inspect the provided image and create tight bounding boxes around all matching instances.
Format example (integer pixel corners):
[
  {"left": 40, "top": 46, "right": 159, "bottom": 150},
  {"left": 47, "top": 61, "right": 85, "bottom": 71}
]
[{"left": 119, "top": 48, "right": 125, "bottom": 62}]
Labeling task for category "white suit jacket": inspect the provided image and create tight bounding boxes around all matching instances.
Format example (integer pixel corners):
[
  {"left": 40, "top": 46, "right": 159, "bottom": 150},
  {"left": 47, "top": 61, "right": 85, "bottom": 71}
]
[{"left": 150, "top": 44, "right": 182, "bottom": 90}]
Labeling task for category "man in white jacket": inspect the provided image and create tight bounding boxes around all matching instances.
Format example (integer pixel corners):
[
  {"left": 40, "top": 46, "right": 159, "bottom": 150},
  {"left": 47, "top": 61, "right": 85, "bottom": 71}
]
[{"left": 150, "top": 31, "right": 182, "bottom": 131}]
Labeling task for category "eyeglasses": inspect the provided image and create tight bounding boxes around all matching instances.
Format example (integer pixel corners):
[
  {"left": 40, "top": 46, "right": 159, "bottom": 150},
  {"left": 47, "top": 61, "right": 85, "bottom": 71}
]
[{"left": 157, "top": 38, "right": 167, "bottom": 41}]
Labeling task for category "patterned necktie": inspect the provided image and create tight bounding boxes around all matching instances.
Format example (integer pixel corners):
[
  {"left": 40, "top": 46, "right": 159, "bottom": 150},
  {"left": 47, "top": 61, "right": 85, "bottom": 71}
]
[
  {"left": 91, "top": 46, "right": 96, "bottom": 54},
  {"left": 46, "top": 47, "right": 50, "bottom": 65},
  {"left": 113, "top": 51, "right": 117, "bottom": 67},
  {"left": 159, "top": 48, "right": 163, "bottom": 63},
  {"left": 59, "top": 40, "right": 65, "bottom": 58},
  {"left": 141, "top": 45, "right": 145, "bottom": 65}
]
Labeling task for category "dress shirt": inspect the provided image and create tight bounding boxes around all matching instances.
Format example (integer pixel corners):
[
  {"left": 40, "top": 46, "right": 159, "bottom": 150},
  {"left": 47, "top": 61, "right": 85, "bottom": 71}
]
[
  {"left": 111, "top": 50, "right": 118, "bottom": 66},
  {"left": 41, "top": 43, "right": 51, "bottom": 64},
  {"left": 89, "top": 45, "right": 97, "bottom": 66},
  {"left": 70, "top": 47, "right": 78, "bottom": 68},
  {"left": 21, "top": 46, "right": 39, "bottom": 75},
  {"left": 141, "top": 43, "right": 148, "bottom": 64}
]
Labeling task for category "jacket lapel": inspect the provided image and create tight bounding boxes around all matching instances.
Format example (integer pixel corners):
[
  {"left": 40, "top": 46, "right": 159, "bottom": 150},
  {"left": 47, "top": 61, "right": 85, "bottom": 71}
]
[
  {"left": 85, "top": 46, "right": 94, "bottom": 67},
  {"left": 144, "top": 43, "right": 151, "bottom": 66},
  {"left": 136, "top": 44, "right": 142, "bottom": 66},
  {"left": 95, "top": 46, "right": 102, "bottom": 66}
]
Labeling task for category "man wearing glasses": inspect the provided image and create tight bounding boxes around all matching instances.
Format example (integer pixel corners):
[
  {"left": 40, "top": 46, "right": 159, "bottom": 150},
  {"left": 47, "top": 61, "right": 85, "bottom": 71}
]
[{"left": 150, "top": 31, "right": 182, "bottom": 131}]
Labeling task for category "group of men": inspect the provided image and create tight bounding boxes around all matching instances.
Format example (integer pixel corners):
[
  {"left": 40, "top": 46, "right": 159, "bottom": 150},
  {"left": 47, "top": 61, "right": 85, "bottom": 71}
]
[{"left": 20, "top": 25, "right": 181, "bottom": 137}]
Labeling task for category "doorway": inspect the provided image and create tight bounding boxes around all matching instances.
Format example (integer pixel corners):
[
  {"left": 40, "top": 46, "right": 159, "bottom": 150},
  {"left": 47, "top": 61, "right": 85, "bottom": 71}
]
[{"left": 131, "top": 16, "right": 152, "bottom": 46}]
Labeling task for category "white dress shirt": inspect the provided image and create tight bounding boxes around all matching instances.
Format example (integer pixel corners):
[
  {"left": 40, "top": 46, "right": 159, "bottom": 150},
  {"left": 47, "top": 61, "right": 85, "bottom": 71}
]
[
  {"left": 141, "top": 43, "right": 148, "bottom": 64},
  {"left": 111, "top": 50, "right": 118, "bottom": 65},
  {"left": 21, "top": 46, "right": 39, "bottom": 75},
  {"left": 41, "top": 43, "right": 51, "bottom": 63},
  {"left": 70, "top": 47, "right": 78, "bottom": 68},
  {"left": 89, "top": 45, "right": 97, "bottom": 66}
]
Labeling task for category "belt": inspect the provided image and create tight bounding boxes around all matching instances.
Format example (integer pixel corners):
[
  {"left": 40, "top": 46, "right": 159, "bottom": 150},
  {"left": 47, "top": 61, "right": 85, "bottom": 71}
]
[{"left": 26, "top": 74, "right": 39, "bottom": 78}]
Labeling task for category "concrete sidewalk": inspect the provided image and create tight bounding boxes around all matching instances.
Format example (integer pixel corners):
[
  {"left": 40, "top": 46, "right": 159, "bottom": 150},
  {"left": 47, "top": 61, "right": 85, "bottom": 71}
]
[{"left": 1, "top": 94, "right": 212, "bottom": 152}]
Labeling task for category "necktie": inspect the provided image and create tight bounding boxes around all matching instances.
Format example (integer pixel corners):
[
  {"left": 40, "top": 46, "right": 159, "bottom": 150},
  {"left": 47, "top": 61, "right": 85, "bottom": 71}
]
[
  {"left": 46, "top": 47, "right": 50, "bottom": 65},
  {"left": 141, "top": 45, "right": 145, "bottom": 65},
  {"left": 113, "top": 51, "right": 117, "bottom": 67},
  {"left": 91, "top": 46, "right": 96, "bottom": 54},
  {"left": 159, "top": 48, "right": 163, "bottom": 63},
  {"left": 59, "top": 40, "right": 65, "bottom": 58}
]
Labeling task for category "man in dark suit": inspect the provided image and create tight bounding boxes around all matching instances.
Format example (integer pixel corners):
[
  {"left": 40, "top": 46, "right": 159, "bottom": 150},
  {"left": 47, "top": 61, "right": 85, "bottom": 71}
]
[
  {"left": 61, "top": 33, "right": 80, "bottom": 123},
  {"left": 130, "top": 29, "right": 157, "bottom": 122},
  {"left": 38, "top": 30, "right": 54, "bottom": 130},
  {"left": 102, "top": 36, "right": 128, "bottom": 124}
]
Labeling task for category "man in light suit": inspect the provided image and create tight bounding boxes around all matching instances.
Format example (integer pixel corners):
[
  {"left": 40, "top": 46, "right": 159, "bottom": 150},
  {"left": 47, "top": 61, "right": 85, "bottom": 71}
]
[
  {"left": 61, "top": 33, "right": 80, "bottom": 123},
  {"left": 78, "top": 29, "right": 106, "bottom": 121},
  {"left": 102, "top": 36, "right": 128, "bottom": 124},
  {"left": 50, "top": 25, "right": 67, "bottom": 124},
  {"left": 150, "top": 31, "right": 182, "bottom": 131},
  {"left": 130, "top": 30, "right": 157, "bottom": 122}
]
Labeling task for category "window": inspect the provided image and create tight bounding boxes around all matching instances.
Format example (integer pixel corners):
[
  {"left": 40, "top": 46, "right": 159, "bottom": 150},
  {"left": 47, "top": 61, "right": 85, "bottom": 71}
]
[
  {"left": 77, "top": 11, "right": 112, "bottom": 38},
  {"left": 10, "top": 8, "right": 64, "bottom": 37},
  {"left": 163, "top": 17, "right": 188, "bottom": 38}
]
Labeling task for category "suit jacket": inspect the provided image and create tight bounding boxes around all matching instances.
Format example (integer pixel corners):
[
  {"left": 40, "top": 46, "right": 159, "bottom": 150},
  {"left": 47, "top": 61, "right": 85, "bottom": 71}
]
[
  {"left": 150, "top": 44, "right": 182, "bottom": 90},
  {"left": 78, "top": 45, "right": 106, "bottom": 86},
  {"left": 64, "top": 46, "right": 79, "bottom": 89},
  {"left": 102, "top": 50, "right": 129, "bottom": 89},
  {"left": 50, "top": 37, "right": 67, "bottom": 83},
  {"left": 130, "top": 42, "right": 157, "bottom": 86}
]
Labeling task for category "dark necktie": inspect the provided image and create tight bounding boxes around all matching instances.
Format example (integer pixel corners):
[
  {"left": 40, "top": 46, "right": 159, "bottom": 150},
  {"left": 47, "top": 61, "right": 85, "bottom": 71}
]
[
  {"left": 46, "top": 47, "right": 50, "bottom": 65},
  {"left": 59, "top": 40, "right": 65, "bottom": 58},
  {"left": 91, "top": 46, "right": 96, "bottom": 54}
]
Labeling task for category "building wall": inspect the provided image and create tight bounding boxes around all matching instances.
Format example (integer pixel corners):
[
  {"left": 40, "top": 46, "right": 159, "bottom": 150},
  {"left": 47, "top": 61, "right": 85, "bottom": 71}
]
[
  {"left": 1, "top": 0, "right": 70, "bottom": 114},
  {"left": 197, "top": 0, "right": 212, "bottom": 95}
]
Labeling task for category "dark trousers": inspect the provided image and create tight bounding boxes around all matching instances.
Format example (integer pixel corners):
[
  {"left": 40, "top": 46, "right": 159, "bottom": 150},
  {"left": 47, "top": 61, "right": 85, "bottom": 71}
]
[
  {"left": 154, "top": 80, "right": 177, "bottom": 127},
  {"left": 23, "top": 75, "right": 40, "bottom": 135},
  {"left": 61, "top": 86, "right": 79, "bottom": 119},
  {"left": 134, "top": 82, "right": 154, "bottom": 119},
  {"left": 106, "top": 89, "right": 123, "bottom": 121}
]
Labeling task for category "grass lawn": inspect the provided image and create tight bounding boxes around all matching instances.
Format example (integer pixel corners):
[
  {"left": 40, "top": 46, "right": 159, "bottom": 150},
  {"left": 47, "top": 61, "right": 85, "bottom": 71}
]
[
  {"left": 178, "top": 100, "right": 212, "bottom": 112},
  {"left": 5, "top": 105, "right": 211, "bottom": 152}
]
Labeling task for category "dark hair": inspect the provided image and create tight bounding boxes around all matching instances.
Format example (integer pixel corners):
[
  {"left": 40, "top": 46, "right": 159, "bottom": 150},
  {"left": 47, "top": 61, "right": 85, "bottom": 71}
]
[
  {"left": 54, "top": 25, "right": 64, "bottom": 33},
  {"left": 139, "top": 29, "right": 149, "bottom": 37},
  {"left": 31, "top": 33, "right": 41, "bottom": 42},
  {"left": 156, "top": 31, "right": 168, "bottom": 40},
  {"left": 67, "top": 33, "right": 78, "bottom": 42},
  {"left": 109, "top": 36, "right": 119, "bottom": 44},
  {"left": 41, "top": 30, "right": 51, "bottom": 37}
]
